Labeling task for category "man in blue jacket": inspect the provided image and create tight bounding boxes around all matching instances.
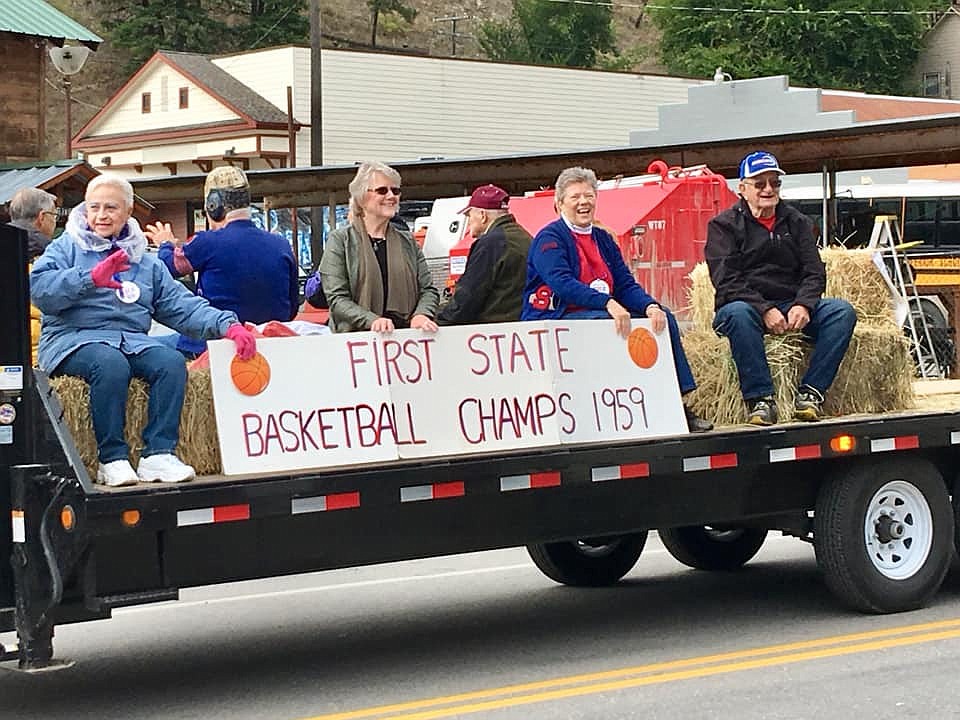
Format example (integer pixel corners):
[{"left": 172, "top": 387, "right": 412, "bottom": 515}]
[
  {"left": 146, "top": 166, "right": 299, "bottom": 354},
  {"left": 521, "top": 166, "right": 711, "bottom": 433}
]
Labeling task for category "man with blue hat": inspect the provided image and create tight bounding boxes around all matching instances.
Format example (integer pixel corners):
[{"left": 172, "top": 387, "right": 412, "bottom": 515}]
[{"left": 705, "top": 151, "right": 857, "bottom": 425}]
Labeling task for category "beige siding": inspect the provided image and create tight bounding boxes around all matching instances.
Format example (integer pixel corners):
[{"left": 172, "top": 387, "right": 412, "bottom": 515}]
[
  {"left": 91, "top": 64, "right": 240, "bottom": 136},
  {"left": 916, "top": 12, "right": 960, "bottom": 100},
  {"left": 223, "top": 48, "right": 702, "bottom": 166}
]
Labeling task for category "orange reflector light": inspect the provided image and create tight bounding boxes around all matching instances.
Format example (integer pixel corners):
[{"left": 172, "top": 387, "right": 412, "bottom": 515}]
[
  {"left": 60, "top": 505, "right": 75, "bottom": 532},
  {"left": 122, "top": 510, "right": 141, "bottom": 527},
  {"left": 830, "top": 434, "right": 856, "bottom": 453}
]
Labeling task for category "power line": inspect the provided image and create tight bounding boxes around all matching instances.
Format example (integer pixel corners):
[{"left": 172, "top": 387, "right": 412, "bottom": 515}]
[{"left": 537, "top": 0, "right": 941, "bottom": 16}]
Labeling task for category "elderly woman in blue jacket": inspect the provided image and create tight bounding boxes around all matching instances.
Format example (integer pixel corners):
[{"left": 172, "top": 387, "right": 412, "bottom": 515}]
[
  {"left": 31, "top": 174, "right": 257, "bottom": 487},
  {"left": 520, "top": 166, "right": 711, "bottom": 432}
]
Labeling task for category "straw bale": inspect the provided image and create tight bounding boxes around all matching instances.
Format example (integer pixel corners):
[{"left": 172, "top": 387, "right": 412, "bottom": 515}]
[
  {"left": 683, "top": 323, "right": 914, "bottom": 426},
  {"left": 50, "top": 369, "right": 221, "bottom": 479},
  {"left": 688, "top": 248, "right": 895, "bottom": 332}
]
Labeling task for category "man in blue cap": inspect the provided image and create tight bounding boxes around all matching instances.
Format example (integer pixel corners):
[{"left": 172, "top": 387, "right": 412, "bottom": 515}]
[{"left": 705, "top": 151, "right": 857, "bottom": 425}]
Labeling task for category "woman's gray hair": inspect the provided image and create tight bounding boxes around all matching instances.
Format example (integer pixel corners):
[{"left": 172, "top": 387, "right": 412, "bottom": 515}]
[
  {"left": 554, "top": 166, "right": 599, "bottom": 205},
  {"left": 86, "top": 174, "right": 134, "bottom": 208},
  {"left": 9, "top": 187, "right": 56, "bottom": 222},
  {"left": 347, "top": 161, "right": 402, "bottom": 219}
]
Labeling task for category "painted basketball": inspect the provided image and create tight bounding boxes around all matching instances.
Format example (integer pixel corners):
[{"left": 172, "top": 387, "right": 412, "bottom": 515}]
[
  {"left": 230, "top": 352, "right": 271, "bottom": 396},
  {"left": 627, "top": 327, "right": 658, "bottom": 369}
]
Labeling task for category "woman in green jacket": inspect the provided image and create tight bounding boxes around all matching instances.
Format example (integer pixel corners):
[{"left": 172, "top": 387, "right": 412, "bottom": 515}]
[{"left": 320, "top": 161, "right": 439, "bottom": 333}]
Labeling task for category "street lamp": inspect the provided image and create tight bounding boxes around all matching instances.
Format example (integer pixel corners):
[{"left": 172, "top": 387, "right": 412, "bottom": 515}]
[{"left": 48, "top": 44, "right": 92, "bottom": 159}]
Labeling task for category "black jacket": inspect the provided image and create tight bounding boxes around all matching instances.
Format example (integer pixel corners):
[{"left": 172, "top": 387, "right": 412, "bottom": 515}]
[
  {"left": 437, "top": 213, "right": 532, "bottom": 325},
  {"left": 705, "top": 197, "right": 825, "bottom": 314},
  {"left": 10, "top": 219, "right": 51, "bottom": 261}
]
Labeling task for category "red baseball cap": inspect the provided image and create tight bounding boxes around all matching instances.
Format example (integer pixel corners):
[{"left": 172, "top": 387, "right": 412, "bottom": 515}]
[{"left": 459, "top": 184, "right": 510, "bottom": 214}]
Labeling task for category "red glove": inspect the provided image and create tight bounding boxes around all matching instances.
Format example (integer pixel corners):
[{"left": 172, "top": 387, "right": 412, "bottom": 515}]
[
  {"left": 225, "top": 323, "right": 257, "bottom": 360},
  {"left": 91, "top": 249, "right": 130, "bottom": 289}
]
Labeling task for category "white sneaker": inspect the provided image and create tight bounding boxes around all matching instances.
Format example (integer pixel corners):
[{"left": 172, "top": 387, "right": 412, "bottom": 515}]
[
  {"left": 137, "top": 453, "right": 196, "bottom": 484},
  {"left": 96, "top": 460, "right": 139, "bottom": 487}
]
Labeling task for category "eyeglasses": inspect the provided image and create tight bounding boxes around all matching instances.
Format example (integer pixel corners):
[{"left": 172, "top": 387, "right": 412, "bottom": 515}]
[
  {"left": 368, "top": 186, "right": 402, "bottom": 196},
  {"left": 41, "top": 210, "right": 58, "bottom": 219},
  {"left": 742, "top": 178, "right": 782, "bottom": 191}
]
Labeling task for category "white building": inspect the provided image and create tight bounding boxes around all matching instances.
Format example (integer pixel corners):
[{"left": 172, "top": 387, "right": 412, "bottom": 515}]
[{"left": 72, "top": 45, "right": 707, "bottom": 177}]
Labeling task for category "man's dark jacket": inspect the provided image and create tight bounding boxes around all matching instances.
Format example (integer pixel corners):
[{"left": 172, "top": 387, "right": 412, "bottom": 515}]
[
  {"left": 438, "top": 213, "right": 532, "bottom": 325},
  {"left": 10, "top": 219, "right": 51, "bottom": 260},
  {"left": 705, "top": 197, "right": 825, "bottom": 315}
]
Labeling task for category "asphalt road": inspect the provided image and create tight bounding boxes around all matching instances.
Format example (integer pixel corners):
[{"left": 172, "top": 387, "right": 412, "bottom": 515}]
[{"left": 3, "top": 534, "right": 960, "bottom": 720}]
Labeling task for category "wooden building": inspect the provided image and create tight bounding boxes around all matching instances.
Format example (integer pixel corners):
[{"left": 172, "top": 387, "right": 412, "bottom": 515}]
[{"left": 0, "top": 0, "right": 100, "bottom": 163}]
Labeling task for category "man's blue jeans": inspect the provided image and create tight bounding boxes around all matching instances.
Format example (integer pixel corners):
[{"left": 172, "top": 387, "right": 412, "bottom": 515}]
[
  {"left": 56, "top": 342, "right": 187, "bottom": 463},
  {"left": 565, "top": 306, "right": 696, "bottom": 394},
  {"left": 712, "top": 299, "right": 857, "bottom": 400}
]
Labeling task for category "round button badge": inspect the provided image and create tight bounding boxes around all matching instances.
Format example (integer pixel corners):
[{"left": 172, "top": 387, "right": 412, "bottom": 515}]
[
  {"left": 116, "top": 281, "right": 141, "bottom": 304},
  {"left": 0, "top": 403, "right": 16, "bottom": 425}
]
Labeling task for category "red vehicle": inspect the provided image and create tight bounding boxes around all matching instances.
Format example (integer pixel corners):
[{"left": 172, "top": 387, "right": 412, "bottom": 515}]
[{"left": 447, "top": 162, "right": 737, "bottom": 315}]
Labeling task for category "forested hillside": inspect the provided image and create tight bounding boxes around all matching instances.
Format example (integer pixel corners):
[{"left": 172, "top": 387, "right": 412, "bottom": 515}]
[{"left": 38, "top": 1, "right": 946, "bottom": 161}]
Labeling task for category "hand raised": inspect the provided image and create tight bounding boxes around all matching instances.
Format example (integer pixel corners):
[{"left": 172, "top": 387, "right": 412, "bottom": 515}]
[{"left": 91, "top": 249, "right": 130, "bottom": 289}]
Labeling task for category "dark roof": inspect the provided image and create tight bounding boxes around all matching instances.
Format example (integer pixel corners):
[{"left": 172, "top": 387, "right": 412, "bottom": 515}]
[
  {"left": 157, "top": 50, "right": 289, "bottom": 124},
  {"left": 0, "top": 0, "right": 101, "bottom": 46},
  {"left": 0, "top": 159, "right": 90, "bottom": 204}
]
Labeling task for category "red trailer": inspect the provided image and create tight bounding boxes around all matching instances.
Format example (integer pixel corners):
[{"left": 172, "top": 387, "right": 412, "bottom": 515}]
[{"left": 448, "top": 162, "right": 737, "bottom": 316}]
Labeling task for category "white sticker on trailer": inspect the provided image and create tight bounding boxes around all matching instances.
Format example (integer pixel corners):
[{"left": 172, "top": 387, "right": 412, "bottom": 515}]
[
  {"left": 12, "top": 510, "right": 25, "bottom": 543},
  {"left": 0, "top": 366, "right": 22, "bottom": 391}
]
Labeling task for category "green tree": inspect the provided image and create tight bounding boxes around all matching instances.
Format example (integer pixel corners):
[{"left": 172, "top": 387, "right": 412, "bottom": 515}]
[
  {"left": 367, "top": 0, "right": 417, "bottom": 47},
  {"left": 479, "top": 0, "right": 616, "bottom": 68},
  {"left": 233, "top": 0, "right": 309, "bottom": 50},
  {"left": 650, "top": 1, "right": 944, "bottom": 95},
  {"left": 103, "top": 0, "right": 227, "bottom": 71}
]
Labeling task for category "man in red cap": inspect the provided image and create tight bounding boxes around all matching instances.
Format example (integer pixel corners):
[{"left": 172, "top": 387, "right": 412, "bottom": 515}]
[{"left": 438, "top": 184, "right": 532, "bottom": 325}]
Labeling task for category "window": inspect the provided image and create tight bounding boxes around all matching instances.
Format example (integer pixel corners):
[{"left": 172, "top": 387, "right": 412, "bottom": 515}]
[
  {"left": 922, "top": 72, "right": 942, "bottom": 98},
  {"left": 141, "top": 92, "right": 151, "bottom": 113},
  {"left": 179, "top": 87, "right": 189, "bottom": 109}
]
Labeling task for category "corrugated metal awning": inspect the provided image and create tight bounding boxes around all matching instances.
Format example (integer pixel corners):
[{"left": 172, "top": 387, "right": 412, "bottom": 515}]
[
  {"left": 0, "top": 160, "right": 88, "bottom": 204},
  {"left": 0, "top": 0, "right": 101, "bottom": 47}
]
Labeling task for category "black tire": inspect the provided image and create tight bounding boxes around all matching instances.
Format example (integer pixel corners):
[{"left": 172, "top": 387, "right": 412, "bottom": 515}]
[
  {"left": 527, "top": 532, "right": 648, "bottom": 587},
  {"left": 659, "top": 526, "right": 767, "bottom": 571},
  {"left": 815, "top": 458, "right": 953, "bottom": 613}
]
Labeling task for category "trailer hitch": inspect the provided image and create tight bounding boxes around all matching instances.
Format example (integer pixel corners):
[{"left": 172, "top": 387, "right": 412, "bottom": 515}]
[{"left": 10, "top": 467, "right": 87, "bottom": 671}]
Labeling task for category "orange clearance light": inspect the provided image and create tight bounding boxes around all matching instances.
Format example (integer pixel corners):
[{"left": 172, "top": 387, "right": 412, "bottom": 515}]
[
  {"left": 122, "top": 509, "right": 141, "bottom": 527},
  {"left": 60, "top": 505, "right": 75, "bottom": 532},
  {"left": 830, "top": 434, "right": 856, "bottom": 453}
]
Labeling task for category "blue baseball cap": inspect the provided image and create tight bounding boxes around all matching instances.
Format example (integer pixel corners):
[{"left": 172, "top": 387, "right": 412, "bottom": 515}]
[{"left": 739, "top": 151, "right": 786, "bottom": 179}]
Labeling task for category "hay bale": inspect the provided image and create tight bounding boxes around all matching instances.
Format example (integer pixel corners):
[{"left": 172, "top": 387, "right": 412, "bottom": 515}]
[
  {"left": 683, "top": 323, "right": 914, "bottom": 425},
  {"left": 688, "top": 248, "right": 895, "bottom": 332},
  {"left": 50, "top": 369, "right": 221, "bottom": 478}
]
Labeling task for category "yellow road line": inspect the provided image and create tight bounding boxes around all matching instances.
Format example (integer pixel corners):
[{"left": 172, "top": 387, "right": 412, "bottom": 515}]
[{"left": 301, "top": 617, "right": 960, "bottom": 720}]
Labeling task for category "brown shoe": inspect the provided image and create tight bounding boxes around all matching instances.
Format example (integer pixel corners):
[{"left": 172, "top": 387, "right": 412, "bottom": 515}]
[{"left": 684, "top": 405, "right": 713, "bottom": 433}]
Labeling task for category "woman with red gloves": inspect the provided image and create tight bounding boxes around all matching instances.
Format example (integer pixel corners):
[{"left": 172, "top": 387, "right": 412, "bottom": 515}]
[{"left": 30, "top": 175, "right": 257, "bottom": 487}]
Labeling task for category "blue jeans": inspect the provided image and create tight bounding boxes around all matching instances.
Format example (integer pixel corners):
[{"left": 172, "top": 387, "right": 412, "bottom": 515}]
[
  {"left": 712, "top": 299, "right": 857, "bottom": 400},
  {"left": 56, "top": 342, "right": 187, "bottom": 463},
  {"left": 565, "top": 307, "right": 696, "bottom": 394}
]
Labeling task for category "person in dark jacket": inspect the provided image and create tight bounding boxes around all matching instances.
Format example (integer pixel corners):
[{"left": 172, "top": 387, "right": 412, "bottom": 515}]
[
  {"left": 705, "top": 151, "right": 857, "bottom": 425},
  {"left": 438, "top": 184, "right": 531, "bottom": 325},
  {"left": 9, "top": 187, "right": 58, "bottom": 259},
  {"left": 521, "top": 166, "right": 711, "bottom": 433},
  {"left": 146, "top": 166, "right": 300, "bottom": 355}
]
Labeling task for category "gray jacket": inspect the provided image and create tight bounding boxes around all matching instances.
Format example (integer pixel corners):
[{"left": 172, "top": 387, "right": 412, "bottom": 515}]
[{"left": 319, "top": 224, "right": 439, "bottom": 333}]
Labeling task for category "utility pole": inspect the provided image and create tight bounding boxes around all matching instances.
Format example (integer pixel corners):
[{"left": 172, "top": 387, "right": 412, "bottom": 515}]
[
  {"left": 434, "top": 15, "right": 469, "bottom": 57},
  {"left": 309, "top": 0, "right": 324, "bottom": 267}
]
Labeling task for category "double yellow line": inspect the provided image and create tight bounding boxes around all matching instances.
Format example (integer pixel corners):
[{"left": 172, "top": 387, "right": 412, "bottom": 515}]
[{"left": 302, "top": 617, "right": 960, "bottom": 720}]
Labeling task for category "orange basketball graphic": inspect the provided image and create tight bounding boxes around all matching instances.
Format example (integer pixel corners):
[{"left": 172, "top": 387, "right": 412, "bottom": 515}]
[
  {"left": 230, "top": 352, "right": 271, "bottom": 396},
  {"left": 627, "top": 327, "right": 658, "bottom": 369}
]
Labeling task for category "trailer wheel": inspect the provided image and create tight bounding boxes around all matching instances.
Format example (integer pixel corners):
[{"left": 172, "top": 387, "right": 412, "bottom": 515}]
[
  {"left": 659, "top": 526, "right": 767, "bottom": 571},
  {"left": 527, "top": 532, "right": 647, "bottom": 587},
  {"left": 815, "top": 458, "right": 953, "bottom": 613}
]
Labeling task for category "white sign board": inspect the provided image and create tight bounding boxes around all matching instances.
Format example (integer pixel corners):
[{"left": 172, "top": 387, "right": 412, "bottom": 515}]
[{"left": 208, "top": 320, "right": 687, "bottom": 475}]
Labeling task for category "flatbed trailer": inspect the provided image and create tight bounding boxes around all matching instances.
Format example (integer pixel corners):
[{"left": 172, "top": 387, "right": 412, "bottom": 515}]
[{"left": 3, "top": 222, "right": 960, "bottom": 671}]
